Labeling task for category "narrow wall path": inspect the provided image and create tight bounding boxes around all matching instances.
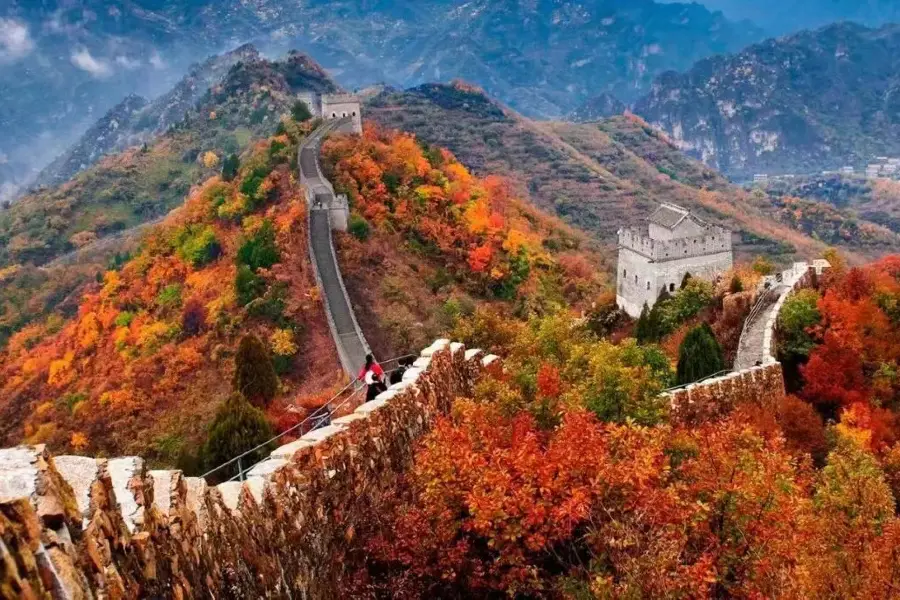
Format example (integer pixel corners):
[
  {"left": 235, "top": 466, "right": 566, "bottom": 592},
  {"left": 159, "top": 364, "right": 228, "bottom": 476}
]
[{"left": 299, "top": 118, "right": 371, "bottom": 379}]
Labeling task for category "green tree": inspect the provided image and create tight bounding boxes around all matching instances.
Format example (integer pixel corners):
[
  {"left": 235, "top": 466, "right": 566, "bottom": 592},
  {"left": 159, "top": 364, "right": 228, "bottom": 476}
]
[
  {"left": 201, "top": 392, "right": 274, "bottom": 481},
  {"left": 348, "top": 213, "right": 370, "bottom": 241},
  {"left": 291, "top": 100, "right": 313, "bottom": 122},
  {"left": 676, "top": 323, "right": 725, "bottom": 385},
  {"left": 729, "top": 274, "right": 744, "bottom": 293},
  {"left": 237, "top": 219, "right": 280, "bottom": 271},
  {"left": 233, "top": 334, "right": 279, "bottom": 407},
  {"left": 235, "top": 264, "right": 265, "bottom": 306},
  {"left": 222, "top": 153, "right": 240, "bottom": 182},
  {"left": 635, "top": 303, "right": 654, "bottom": 344},
  {"left": 777, "top": 288, "right": 821, "bottom": 361}
]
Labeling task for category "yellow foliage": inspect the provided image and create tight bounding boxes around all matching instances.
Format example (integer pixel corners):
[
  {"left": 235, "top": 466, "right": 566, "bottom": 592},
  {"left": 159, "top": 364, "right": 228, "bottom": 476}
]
[
  {"left": 271, "top": 328, "right": 298, "bottom": 357},
  {"left": 136, "top": 321, "right": 174, "bottom": 351},
  {"left": 0, "top": 264, "right": 22, "bottom": 283},
  {"left": 78, "top": 313, "right": 101, "bottom": 350},
  {"left": 202, "top": 151, "right": 219, "bottom": 169},
  {"left": 35, "top": 401, "right": 54, "bottom": 417},
  {"left": 101, "top": 270, "right": 122, "bottom": 297},
  {"left": 70, "top": 432, "right": 89, "bottom": 451},
  {"left": 26, "top": 422, "right": 57, "bottom": 445},
  {"left": 48, "top": 351, "right": 75, "bottom": 386},
  {"left": 502, "top": 229, "right": 528, "bottom": 254}
]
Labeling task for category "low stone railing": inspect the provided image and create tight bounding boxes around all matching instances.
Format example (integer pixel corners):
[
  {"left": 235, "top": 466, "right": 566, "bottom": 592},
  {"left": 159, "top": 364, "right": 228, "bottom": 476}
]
[
  {"left": 667, "top": 259, "right": 830, "bottom": 424},
  {"left": 0, "top": 339, "right": 500, "bottom": 599}
]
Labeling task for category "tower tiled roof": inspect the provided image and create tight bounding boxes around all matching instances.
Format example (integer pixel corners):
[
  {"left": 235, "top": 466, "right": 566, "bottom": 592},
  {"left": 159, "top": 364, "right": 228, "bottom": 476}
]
[{"left": 648, "top": 202, "right": 705, "bottom": 230}]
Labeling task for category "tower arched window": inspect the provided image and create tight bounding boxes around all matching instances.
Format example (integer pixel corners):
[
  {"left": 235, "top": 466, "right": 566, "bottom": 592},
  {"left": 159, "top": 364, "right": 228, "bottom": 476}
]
[
  {"left": 646, "top": 281, "right": 651, "bottom": 290},
  {"left": 669, "top": 283, "right": 675, "bottom": 292},
  {"left": 634, "top": 275, "right": 638, "bottom": 284}
]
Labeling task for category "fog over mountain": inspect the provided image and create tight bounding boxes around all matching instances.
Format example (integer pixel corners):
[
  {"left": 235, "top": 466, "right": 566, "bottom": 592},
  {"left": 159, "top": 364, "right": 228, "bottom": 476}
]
[
  {"left": 0, "top": 0, "right": 762, "bottom": 202},
  {"left": 678, "top": 0, "right": 900, "bottom": 35}
]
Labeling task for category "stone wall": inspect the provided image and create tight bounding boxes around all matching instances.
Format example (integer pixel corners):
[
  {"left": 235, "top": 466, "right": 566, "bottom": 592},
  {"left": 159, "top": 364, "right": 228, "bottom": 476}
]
[
  {"left": 617, "top": 227, "right": 732, "bottom": 262},
  {"left": 0, "top": 339, "right": 499, "bottom": 599},
  {"left": 667, "top": 363, "right": 786, "bottom": 425}
]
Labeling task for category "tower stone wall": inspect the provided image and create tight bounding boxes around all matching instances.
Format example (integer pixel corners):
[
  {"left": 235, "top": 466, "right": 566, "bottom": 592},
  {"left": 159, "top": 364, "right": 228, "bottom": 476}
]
[{"left": 616, "top": 204, "right": 733, "bottom": 318}]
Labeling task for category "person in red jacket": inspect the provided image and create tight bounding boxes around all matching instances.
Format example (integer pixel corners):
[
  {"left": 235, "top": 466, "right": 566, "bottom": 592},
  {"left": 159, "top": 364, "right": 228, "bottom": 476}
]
[
  {"left": 360, "top": 354, "right": 386, "bottom": 402},
  {"left": 358, "top": 354, "right": 384, "bottom": 381}
]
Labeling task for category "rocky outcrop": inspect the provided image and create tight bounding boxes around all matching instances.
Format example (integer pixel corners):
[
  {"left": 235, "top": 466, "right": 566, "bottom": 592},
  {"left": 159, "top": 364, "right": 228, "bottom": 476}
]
[{"left": 0, "top": 339, "right": 500, "bottom": 598}]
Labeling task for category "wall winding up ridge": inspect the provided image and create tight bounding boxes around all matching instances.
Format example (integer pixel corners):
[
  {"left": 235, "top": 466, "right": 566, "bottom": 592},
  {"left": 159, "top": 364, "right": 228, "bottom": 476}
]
[
  {"left": 667, "top": 260, "right": 830, "bottom": 424},
  {"left": 0, "top": 339, "right": 501, "bottom": 599}
]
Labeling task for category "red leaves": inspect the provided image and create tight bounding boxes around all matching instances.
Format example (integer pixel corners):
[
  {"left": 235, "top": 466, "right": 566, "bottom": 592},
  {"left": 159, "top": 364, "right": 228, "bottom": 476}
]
[{"left": 536, "top": 363, "right": 561, "bottom": 399}]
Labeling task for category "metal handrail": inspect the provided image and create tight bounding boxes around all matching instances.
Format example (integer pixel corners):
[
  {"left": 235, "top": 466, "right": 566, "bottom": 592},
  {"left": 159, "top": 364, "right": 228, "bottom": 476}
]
[
  {"left": 661, "top": 369, "right": 734, "bottom": 394},
  {"left": 200, "top": 353, "right": 417, "bottom": 482}
]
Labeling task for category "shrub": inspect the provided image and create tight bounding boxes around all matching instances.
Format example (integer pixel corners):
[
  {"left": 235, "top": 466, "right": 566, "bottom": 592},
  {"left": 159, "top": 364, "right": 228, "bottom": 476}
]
[
  {"left": 676, "top": 323, "right": 725, "bottom": 385},
  {"left": 752, "top": 256, "right": 774, "bottom": 276},
  {"left": 181, "top": 298, "right": 207, "bottom": 337},
  {"left": 201, "top": 393, "right": 274, "bottom": 481},
  {"left": 156, "top": 284, "right": 183, "bottom": 310},
  {"left": 222, "top": 153, "right": 240, "bottom": 182},
  {"left": 115, "top": 311, "right": 134, "bottom": 328},
  {"left": 348, "top": 214, "right": 370, "bottom": 241},
  {"left": 174, "top": 225, "right": 221, "bottom": 267},
  {"left": 239, "top": 166, "right": 272, "bottom": 207},
  {"left": 237, "top": 219, "right": 280, "bottom": 271},
  {"left": 233, "top": 334, "right": 279, "bottom": 407},
  {"left": 235, "top": 265, "right": 266, "bottom": 306},
  {"left": 291, "top": 100, "right": 313, "bottom": 122},
  {"left": 729, "top": 275, "right": 744, "bottom": 293}
]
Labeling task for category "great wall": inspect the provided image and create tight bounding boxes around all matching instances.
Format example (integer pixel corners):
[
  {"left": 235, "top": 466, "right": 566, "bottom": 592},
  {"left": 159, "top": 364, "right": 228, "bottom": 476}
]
[{"left": 0, "top": 108, "right": 830, "bottom": 598}]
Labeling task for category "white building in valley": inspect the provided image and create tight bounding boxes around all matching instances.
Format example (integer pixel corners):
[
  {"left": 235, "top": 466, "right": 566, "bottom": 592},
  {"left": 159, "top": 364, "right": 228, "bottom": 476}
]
[{"left": 616, "top": 203, "right": 733, "bottom": 318}]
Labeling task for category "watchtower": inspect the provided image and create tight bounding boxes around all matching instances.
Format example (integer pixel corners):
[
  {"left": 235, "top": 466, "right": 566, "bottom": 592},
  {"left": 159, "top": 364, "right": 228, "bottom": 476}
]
[{"left": 616, "top": 202, "right": 733, "bottom": 318}]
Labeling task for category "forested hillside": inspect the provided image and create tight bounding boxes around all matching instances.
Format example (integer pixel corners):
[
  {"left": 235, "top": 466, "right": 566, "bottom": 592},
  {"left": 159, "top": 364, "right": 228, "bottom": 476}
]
[{"left": 367, "top": 83, "right": 900, "bottom": 262}]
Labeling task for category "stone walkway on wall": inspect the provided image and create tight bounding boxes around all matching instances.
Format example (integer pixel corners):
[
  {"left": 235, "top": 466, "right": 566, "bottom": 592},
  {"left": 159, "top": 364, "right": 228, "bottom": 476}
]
[
  {"left": 733, "top": 284, "right": 789, "bottom": 371},
  {"left": 300, "top": 118, "right": 371, "bottom": 379}
]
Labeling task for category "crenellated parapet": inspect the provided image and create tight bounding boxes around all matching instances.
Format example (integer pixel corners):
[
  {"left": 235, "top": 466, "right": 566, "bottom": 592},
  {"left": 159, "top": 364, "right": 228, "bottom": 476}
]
[
  {"left": 0, "top": 339, "right": 500, "bottom": 598},
  {"left": 617, "top": 226, "right": 732, "bottom": 262}
]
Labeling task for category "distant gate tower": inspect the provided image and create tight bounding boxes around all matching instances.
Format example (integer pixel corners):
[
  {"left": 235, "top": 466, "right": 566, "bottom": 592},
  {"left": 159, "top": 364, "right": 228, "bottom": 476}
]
[
  {"left": 616, "top": 202, "right": 733, "bottom": 318},
  {"left": 296, "top": 92, "right": 363, "bottom": 134}
]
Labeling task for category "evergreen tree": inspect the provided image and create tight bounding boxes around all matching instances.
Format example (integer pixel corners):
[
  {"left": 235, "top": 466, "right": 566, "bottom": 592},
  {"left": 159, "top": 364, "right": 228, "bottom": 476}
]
[
  {"left": 201, "top": 392, "right": 274, "bottom": 481},
  {"left": 730, "top": 274, "right": 744, "bottom": 294},
  {"left": 635, "top": 303, "right": 653, "bottom": 344},
  {"left": 291, "top": 100, "right": 313, "bottom": 122},
  {"left": 222, "top": 153, "right": 240, "bottom": 182},
  {"left": 676, "top": 323, "right": 725, "bottom": 385},
  {"left": 233, "top": 334, "right": 279, "bottom": 407}
]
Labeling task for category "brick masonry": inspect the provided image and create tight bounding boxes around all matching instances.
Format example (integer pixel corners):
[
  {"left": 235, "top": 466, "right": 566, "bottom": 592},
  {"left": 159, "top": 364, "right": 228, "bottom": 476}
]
[{"left": 0, "top": 339, "right": 499, "bottom": 599}]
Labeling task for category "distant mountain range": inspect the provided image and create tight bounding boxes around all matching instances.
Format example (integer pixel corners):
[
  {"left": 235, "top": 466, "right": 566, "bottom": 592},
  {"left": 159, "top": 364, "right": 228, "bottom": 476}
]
[
  {"left": 633, "top": 22, "right": 900, "bottom": 179},
  {"left": 688, "top": 0, "right": 900, "bottom": 35},
  {"left": 0, "top": 0, "right": 763, "bottom": 201}
]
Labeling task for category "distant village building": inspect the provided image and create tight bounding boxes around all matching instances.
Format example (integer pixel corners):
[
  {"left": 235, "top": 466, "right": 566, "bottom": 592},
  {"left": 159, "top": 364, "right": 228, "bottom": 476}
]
[
  {"left": 840, "top": 166, "right": 855, "bottom": 175},
  {"left": 753, "top": 174, "right": 768, "bottom": 184},
  {"left": 616, "top": 203, "right": 733, "bottom": 318},
  {"left": 296, "top": 92, "right": 363, "bottom": 134}
]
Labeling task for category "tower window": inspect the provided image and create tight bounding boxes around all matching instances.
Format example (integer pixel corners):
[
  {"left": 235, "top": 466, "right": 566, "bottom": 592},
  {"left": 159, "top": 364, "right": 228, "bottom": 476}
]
[
  {"left": 634, "top": 275, "right": 638, "bottom": 284},
  {"left": 623, "top": 269, "right": 627, "bottom": 279},
  {"left": 646, "top": 281, "right": 651, "bottom": 290},
  {"left": 669, "top": 283, "right": 675, "bottom": 292}
]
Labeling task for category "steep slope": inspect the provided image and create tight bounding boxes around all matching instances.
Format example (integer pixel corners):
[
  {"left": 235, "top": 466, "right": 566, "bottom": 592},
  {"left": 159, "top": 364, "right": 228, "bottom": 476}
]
[
  {"left": 33, "top": 44, "right": 263, "bottom": 189},
  {"left": 0, "top": 122, "right": 342, "bottom": 463},
  {"left": 0, "top": 121, "right": 609, "bottom": 466},
  {"left": 0, "top": 51, "right": 337, "bottom": 350},
  {"left": 634, "top": 23, "right": 900, "bottom": 179},
  {"left": 366, "top": 83, "right": 842, "bottom": 262},
  {"left": 0, "top": 0, "right": 762, "bottom": 199}
]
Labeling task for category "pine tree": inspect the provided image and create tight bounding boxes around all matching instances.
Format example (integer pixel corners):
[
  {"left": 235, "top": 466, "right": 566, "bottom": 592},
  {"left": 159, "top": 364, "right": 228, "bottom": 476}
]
[
  {"left": 730, "top": 274, "right": 744, "bottom": 293},
  {"left": 222, "top": 153, "right": 240, "bottom": 182},
  {"left": 233, "top": 334, "right": 279, "bottom": 407},
  {"left": 201, "top": 392, "right": 274, "bottom": 480},
  {"left": 676, "top": 322, "right": 725, "bottom": 385},
  {"left": 635, "top": 303, "right": 653, "bottom": 344},
  {"left": 291, "top": 100, "right": 313, "bottom": 122}
]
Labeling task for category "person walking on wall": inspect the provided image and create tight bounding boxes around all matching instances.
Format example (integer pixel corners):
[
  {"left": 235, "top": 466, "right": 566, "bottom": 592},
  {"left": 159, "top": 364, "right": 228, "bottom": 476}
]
[
  {"left": 390, "top": 355, "right": 415, "bottom": 385},
  {"left": 361, "top": 354, "right": 387, "bottom": 402}
]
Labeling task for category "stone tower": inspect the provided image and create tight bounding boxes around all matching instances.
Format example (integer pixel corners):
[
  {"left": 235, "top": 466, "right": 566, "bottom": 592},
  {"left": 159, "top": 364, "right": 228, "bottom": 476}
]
[{"left": 616, "top": 202, "right": 733, "bottom": 318}]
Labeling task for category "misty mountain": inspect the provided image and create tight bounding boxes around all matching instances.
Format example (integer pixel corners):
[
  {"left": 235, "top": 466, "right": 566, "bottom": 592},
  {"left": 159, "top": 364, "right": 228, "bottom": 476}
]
[
  {"left": 689, "top": 0, "right": 900, "bottom": 35},
  {"left": 0, "top": 0, "right": 762, "bottom": 202},
  {"left": 634, "top": 22, "right": 900, "bottom": 179}
]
